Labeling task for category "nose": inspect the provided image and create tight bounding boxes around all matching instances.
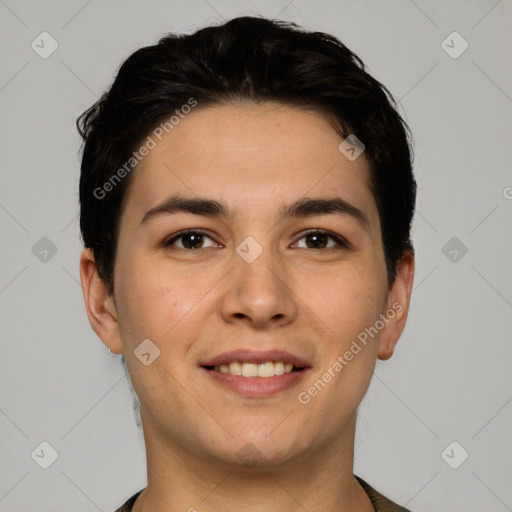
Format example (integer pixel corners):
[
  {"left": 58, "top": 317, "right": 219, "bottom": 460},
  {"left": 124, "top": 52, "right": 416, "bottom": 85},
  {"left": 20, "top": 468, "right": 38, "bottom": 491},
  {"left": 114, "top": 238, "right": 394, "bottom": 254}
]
[{"left": 220, "top": 242, "right": 298, "bottom": 329}]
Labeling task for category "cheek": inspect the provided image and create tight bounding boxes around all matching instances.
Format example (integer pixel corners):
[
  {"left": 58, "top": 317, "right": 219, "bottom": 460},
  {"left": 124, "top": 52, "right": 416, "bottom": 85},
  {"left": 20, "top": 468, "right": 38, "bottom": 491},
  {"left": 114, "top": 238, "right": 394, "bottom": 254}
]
[
  {"left": 315, "top": 264, "right": 386, "bottom": 337},
  {"left": 113, "top": 250, "right": 175, "bottom": 342},
  {"left": 300, "top": 277, "right": 385, "bottom": 416},
  {"left": 114, "top": 249, "right": 215, "bottom": 348},
  {"left": 114, "top": 254, "right": 204, "bottom": 410}
]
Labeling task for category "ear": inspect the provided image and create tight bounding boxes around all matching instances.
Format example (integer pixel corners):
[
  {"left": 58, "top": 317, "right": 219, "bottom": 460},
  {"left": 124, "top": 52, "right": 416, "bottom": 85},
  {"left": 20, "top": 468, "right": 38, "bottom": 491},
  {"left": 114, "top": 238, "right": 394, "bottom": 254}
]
[
  {"left": 79, "top": 248, "right": 123, "bottom": 354},
  {"left": 378, "top": 250, "right": 415, "bottom": 360}
]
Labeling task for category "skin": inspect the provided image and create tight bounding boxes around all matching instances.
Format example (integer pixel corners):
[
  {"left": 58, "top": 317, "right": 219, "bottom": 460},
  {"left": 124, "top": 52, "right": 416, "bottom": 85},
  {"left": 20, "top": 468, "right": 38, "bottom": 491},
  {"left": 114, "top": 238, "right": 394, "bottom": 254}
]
[{"left": 80, "top": 101, "right": 414, "bottom": 512}]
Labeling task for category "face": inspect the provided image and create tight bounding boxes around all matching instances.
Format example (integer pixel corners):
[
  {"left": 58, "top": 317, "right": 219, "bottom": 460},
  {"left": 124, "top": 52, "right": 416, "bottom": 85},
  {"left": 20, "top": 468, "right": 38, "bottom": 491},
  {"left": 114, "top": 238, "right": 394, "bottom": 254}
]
[{"left": 81, "top": 101, "right": 413, "bottom": 470}]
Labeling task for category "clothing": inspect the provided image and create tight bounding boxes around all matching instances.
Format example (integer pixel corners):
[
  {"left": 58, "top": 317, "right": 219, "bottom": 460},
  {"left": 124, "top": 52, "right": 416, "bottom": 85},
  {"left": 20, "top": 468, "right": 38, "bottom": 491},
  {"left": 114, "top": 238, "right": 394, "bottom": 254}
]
[
  {"left": 356, "top": 476, "right": 412, "bottom": 511},
  {"left": 114, "top": 475, "right": 412, "bottom": 511},
  {"left": 114, "top": 489, "right": 142, "bottom": 512}
]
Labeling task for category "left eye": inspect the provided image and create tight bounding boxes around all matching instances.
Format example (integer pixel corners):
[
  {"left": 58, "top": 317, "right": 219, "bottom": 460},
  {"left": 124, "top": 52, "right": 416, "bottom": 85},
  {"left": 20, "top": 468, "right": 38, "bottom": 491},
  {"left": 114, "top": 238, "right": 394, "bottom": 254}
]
[
  {"left": 294, "top": 230, "right": 348, "bottom": 250},
  {"left": 163, "top": 230, "right": 216, "bottom": 250}
]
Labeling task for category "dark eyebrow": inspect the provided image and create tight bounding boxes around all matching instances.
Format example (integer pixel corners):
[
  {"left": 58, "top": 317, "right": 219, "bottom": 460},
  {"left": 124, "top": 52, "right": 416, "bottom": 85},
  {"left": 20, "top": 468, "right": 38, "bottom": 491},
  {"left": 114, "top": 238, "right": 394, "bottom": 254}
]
[
  {"left": 140, "top": 196, "right": 229, "bottom": 226},
  {"left": 280, "top": 196, "right": 369, "bottom": 230},
  {"left": 140, "top": 195, "right": 369, "bottom": 230}
]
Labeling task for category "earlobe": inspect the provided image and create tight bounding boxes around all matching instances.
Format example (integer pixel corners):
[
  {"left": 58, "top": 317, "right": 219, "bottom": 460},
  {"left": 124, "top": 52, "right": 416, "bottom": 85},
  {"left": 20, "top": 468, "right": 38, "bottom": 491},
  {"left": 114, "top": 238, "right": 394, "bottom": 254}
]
[
  {"left": 378, "top": 250, "right": 415, "bottom": 360},
  {"left": 79, "top": 248, "right": 123, "bottom": 354}
]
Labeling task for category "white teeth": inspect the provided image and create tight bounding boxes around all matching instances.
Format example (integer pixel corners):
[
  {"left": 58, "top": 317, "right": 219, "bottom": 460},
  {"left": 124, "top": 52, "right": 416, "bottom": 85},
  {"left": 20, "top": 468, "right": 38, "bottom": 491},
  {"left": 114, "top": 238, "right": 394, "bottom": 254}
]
[
  {"left": 257, "top": 362, "right": 274, "bottom": 377},
  {"left": 241, "top": 363, "right": 258, "bottom": 377},
  {"left": 229, "top": 361, "right": 242, "bottom": 375},
  {"left": 212, "top": 361, "right": 298, "bottom": 378}
]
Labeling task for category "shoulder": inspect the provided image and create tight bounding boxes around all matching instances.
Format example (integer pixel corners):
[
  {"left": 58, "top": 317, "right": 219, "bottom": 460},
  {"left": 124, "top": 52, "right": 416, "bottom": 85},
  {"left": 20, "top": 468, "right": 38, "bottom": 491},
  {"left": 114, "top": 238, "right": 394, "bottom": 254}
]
[
  {"left": 113, "top": 489, "right": 144, "bottom": 512},
  {"left": 355, "top": 475, "right": 413, "bottom": 512}
]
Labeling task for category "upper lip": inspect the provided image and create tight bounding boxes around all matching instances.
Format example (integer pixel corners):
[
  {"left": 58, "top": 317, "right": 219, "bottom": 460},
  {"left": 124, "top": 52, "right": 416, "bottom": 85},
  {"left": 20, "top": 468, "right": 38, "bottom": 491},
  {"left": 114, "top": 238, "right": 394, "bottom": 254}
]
[{"left": 200, "top": 349, "right": 310, "bottom": 368}]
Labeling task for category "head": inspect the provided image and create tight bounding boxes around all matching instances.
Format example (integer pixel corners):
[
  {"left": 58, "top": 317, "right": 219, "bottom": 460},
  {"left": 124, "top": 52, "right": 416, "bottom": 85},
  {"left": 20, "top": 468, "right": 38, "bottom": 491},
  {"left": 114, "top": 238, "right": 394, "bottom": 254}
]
[{"left": 78, "top": 16, "right": 415, "bottom": 469}]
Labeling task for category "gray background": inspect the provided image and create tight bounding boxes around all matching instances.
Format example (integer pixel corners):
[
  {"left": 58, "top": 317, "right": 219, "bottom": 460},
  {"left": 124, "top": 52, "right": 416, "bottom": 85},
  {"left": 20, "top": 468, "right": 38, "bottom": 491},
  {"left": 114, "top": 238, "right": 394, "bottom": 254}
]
[{"left": 1, "top": 0, "right": 511, "bottom": 510}]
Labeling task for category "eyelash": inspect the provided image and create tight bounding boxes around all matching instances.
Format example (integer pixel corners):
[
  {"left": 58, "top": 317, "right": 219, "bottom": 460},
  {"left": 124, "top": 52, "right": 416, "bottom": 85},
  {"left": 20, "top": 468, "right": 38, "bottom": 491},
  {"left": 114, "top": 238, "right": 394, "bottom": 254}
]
[{"left": 162, "top": 229, "right": 350, "bottom": 251}]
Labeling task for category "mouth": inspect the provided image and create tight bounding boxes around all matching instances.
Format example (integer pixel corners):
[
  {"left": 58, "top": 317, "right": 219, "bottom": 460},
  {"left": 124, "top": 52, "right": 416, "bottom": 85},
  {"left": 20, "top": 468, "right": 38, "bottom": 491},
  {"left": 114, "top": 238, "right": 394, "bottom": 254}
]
[
  {"left": 200, "top": 349, "right": 311, "bottom": 397},
  {"left": 203, "top": 361, "right": 306, "bottom": 377}
]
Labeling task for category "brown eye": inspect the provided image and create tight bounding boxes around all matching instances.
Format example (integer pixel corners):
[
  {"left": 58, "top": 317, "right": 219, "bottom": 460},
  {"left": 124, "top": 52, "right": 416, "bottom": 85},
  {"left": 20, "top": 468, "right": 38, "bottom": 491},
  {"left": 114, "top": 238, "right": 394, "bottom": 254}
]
[
  {"left": 164, "top": 230, "right": 216, "bottom": 250},
  {"left": 295, "top": 230, "right": 349, "bottom": 250}
]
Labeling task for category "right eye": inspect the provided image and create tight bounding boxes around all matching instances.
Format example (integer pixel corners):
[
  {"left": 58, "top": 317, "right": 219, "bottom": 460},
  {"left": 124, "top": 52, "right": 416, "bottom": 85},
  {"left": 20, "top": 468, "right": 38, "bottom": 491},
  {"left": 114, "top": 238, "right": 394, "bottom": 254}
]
[{"left": 162, "top": 229, "right": 219, "bottom": 250}]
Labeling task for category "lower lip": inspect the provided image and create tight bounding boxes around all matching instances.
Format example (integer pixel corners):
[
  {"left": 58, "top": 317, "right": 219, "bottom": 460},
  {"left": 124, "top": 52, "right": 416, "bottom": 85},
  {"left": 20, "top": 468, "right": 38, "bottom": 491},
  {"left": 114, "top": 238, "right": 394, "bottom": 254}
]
[{"left": 202, "top": 368, "right": 309, "bottom": 397}]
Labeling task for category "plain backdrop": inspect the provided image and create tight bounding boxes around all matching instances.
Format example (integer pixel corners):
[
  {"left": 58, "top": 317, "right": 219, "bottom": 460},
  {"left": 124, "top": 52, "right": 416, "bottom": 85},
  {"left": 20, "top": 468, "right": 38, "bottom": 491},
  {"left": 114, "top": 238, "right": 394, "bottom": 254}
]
[{"left": 1, "top": 0, "right": 511, "bottom": 510}]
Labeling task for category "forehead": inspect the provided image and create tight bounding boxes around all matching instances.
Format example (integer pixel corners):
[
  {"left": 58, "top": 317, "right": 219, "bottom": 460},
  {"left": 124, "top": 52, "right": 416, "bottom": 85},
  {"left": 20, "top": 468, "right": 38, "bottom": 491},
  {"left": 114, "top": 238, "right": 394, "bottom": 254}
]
[{"left": 122, "top": 101, "right": 377, "bottom": 225}]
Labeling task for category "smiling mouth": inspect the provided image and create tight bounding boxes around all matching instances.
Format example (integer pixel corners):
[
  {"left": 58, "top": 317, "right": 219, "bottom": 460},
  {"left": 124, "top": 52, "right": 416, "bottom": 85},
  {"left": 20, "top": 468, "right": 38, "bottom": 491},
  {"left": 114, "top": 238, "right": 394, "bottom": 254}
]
[{"left": 203, "top": 361, "right": 307, "bottom": 378}]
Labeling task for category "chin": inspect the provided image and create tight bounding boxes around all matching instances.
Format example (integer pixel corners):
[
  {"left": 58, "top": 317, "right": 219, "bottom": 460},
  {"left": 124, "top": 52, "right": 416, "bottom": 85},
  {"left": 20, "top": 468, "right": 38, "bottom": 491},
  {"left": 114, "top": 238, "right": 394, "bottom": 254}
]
[{"left": 208, "top": 429, "right": 310, "bottom": 471}]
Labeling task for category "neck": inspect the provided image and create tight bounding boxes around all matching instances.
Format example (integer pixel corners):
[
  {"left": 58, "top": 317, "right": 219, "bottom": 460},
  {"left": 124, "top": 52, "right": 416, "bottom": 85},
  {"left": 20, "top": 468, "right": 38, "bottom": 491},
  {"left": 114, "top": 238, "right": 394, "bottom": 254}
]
[{"left": 132, "top": 415, "right": 374, "bottom": 512}]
